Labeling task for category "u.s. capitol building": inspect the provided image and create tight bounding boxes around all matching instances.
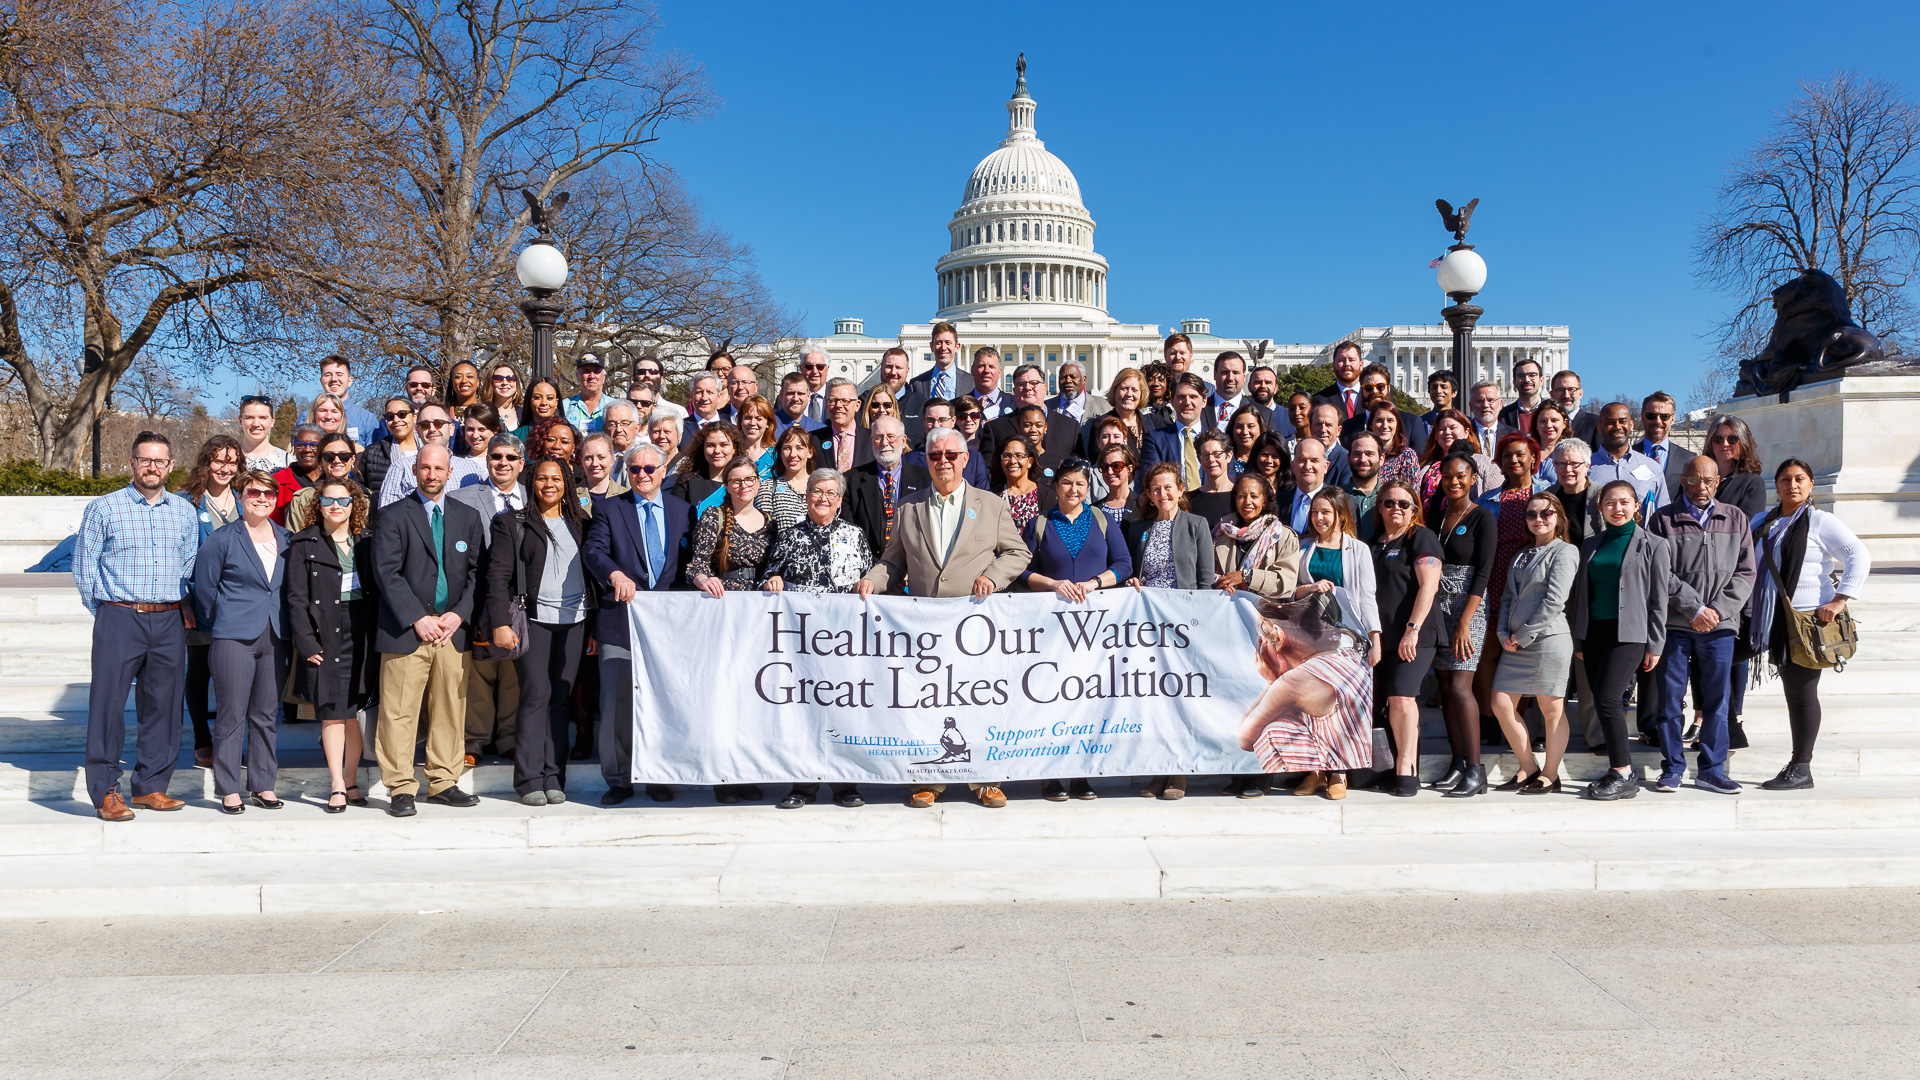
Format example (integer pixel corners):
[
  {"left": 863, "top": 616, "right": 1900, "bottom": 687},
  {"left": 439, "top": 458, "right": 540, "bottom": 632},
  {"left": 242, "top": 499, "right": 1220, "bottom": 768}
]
[{"left": 807, "top": 60, "right": 1568, "bottom": 404}]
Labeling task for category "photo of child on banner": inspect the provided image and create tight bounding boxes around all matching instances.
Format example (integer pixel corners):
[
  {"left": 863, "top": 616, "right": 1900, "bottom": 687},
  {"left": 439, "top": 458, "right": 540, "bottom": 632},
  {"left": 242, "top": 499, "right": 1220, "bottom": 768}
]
[{"left": 1237, "top": 590, "right": 1375, "bottom": 775}]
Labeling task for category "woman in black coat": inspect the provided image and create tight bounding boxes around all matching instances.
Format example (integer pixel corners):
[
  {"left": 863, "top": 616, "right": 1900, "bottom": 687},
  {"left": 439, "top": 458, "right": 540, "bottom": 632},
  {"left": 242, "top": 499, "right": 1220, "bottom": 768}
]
[
  {"left": 489, "top": 457, "right": 599, "bottom": 805},
  {"left": 285, "top": 479, "right": 378, "bottom": 813}
]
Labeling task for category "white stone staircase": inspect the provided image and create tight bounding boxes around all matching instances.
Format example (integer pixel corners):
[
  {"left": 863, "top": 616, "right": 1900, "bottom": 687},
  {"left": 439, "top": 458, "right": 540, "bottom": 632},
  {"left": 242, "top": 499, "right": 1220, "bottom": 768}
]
[{"left": 1, "top": 571, "right": 1916, "bottom": 917}]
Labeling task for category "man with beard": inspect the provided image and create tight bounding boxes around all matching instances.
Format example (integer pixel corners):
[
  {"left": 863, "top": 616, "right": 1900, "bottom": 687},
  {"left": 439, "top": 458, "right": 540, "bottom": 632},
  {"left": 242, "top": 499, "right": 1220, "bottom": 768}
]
[
  {"left": 1247, "top": 364, "right": 1282, "bottom": 429},
  {"left": 1343, "top": 432, "right": 1385, "bottom": 542},
  {"left": 1340, "top": 362, "right": 1429, "bottom": 455},
  {"left": 844, "top": 416, "right": 929, "bottom": 557}
]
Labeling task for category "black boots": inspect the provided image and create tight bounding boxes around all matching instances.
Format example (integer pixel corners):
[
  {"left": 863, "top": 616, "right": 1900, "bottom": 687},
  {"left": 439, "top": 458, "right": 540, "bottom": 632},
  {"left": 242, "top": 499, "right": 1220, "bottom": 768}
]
[
  {"left": 1760, "top": 762, "right": 1814, "bottom": 790},
  {"left": 1441, "top": 763, "right": 1487, "bottom": 798}
]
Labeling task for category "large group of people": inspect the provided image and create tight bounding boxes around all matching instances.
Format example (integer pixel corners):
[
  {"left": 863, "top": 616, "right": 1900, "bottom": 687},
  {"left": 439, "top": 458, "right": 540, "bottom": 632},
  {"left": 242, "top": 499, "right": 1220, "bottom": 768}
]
[{"left": 71, "top": 328, "right": 1871, "bottom": 822}]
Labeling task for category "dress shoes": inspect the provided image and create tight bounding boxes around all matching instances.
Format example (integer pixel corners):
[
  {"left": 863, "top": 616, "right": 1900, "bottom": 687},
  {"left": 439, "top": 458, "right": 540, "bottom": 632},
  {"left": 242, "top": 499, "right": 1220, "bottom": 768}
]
[
  {"left": 1040, "top": 779, "right": 1068, "bottom": 802},
  {"left": 1695, "top": 773, "right": 1742, "bottom": 795},
  {"left": 249, "top": 792, "right": 284, "bottom": 809},
  {"left": 96, "top": 792, "right": 135, "bottom": 821},
  {"left": 1728, "top": 718, "right": 1749, "bottom": 750},
  {"left": 463, "top": 753, "right": 478, "bottom": 768},
  {"left": 387, "top": 793, "right": 417, "bottom": 817},
  {"left": 1441, "top": 763, "right": 1487, "bottom": 798},
  {"left": 600, "top": 785, "right": 633, "bottom": 806},
  {"left": 544, "top": 789, "right": 566, "bottom": 804},
  {"left": 1069, "top": 779, "right": 1097, "bottom": 800},
  {"left": 1430, "top": 756, "right": 1467, "bottom": 790},
  {"left": 646, "top": 785, "right": 675, "bottom": 802},
  {"left": 1391, "top": 775, "right": 1420, "bottom": 797},
  {"left": 1584, "top": 770, "right": 1640, "bottom": 801},
  {"left": 908, "top": 789, "right": 937, "bottom": 808},
  {"left": 424, "top": 786, "right": 479, "bottom": 807},
  {"left": 1682, "top": 722, "right": 1700, "bottom": 743},
  {"left": 834, "top": 790, "right": 865, "bottom": 808},
  {"left": 1760, "top": 762, "right": 1814, "bottom": 790},
  {"left": 1293, "top": 772, "right": 1326, "bottom": 797},
  {"left": 129, "top": 792, "right": 184, "bottom": 812},
  {"left": 976, "top": 785, "right": 1007, "bottom": 808},
  {"left": 1159, "top": 776, "right": 1187, "bottom": 800},
  {"left": 1324, "top": 777, "right": 1348, "bottom": 800},
  {"left": 777, "top": 791, "right": 810, "bottom": 809},
  {"left": 193, "top": 747, "right": 213, "bottom": 768},
  {"left": 522, "top": 791, "right": 549, "bottom": 806}
]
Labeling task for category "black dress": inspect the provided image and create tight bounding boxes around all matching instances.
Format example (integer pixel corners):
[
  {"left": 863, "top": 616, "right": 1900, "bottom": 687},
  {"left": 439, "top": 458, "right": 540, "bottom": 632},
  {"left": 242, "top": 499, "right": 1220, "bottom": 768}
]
[
  {"left": 1187, "top": 489, "right": 1236, "bottom": 530},
  {"left": 285, "top": 526, "right": 377, "bottom": 721},
  {"left": 1372, "top": 525, "right": 1444, "bottom": 698}
]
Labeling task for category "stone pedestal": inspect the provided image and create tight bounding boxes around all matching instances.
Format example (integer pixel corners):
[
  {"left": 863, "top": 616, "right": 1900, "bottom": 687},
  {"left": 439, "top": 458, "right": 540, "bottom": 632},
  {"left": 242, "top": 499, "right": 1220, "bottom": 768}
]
[{"left": 1724, "top": 374, "right": 1920, "bottom": 560}]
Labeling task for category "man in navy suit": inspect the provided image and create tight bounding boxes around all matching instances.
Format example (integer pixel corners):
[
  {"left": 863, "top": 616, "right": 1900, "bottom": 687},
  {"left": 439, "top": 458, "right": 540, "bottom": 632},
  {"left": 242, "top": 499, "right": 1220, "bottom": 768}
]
[
  {"left": 898, "top": 322, "right": 974, "bottom": 442},
  {"left": 904, "top": 398, "right": 990, "bottom": 488},
  {"left": 678, "top": 372, "right": 724, "bottom": 449},
  {"left": 582, "top": 443, "right": 692, "bottom": 806},
  {"left": 843, "top": 417, "right": 930, "bottom": 557},
  {"left": 772, "top": 371, "right": 826, "bottom": 437},
  {"left": 371, "top": 445, "right": 488, "bottom": 817},
  {"left": 1140, "top": 373, "right": 1212, "bottom": 490},
  {"left": 1338, "top": 361, "right": 1429, "bottom": 455},
  {"left": 1312, "top": 341, "right": 1369, "bottom": 423},
  {"left": 814, "top": 378, "right": 873, "bottom": 471}
]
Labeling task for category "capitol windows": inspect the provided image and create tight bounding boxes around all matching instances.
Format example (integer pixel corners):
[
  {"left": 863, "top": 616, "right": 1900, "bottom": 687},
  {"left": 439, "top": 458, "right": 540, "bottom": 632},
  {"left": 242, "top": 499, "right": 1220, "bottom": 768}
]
[
  {"left": 1021, "top": 223, "right": 1028, "bottom": 239},
  {"left": 997, "top": 223, "right": 1005, "bottom": 241}
]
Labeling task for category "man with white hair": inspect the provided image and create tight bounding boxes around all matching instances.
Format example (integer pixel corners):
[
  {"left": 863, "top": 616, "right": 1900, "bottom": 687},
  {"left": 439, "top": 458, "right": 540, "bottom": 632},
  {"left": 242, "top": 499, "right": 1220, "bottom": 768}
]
[
  {"left": 1466, "top": 380, "right": 1515, "bottom": 454},
  {"left": 1046, "top": 360, "right": 1106, "bottom": 423},
  {"left": 601, "top": 400, "right": 641, "bottom": 477},
  {"left": 798, "top": 347, "right": 832, "bottom": 422},
  {"left": 1287, "top": 438, "right": 1331, "bottom": 535},
  {"left": 857, "top": 427, "right": 1030, "bottom": 810},
  {"left": 678, "top": 371, "right": 723, "bottom": 449},
  {"left": 844, "top": 415, "right": 929, "bottom": 556}
]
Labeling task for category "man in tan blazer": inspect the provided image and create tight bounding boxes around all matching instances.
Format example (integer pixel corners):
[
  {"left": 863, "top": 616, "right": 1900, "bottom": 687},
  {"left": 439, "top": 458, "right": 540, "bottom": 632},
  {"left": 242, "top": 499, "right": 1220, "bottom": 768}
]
[{"left": 858, "top": 428, "right": 1031, "bottom": 808}]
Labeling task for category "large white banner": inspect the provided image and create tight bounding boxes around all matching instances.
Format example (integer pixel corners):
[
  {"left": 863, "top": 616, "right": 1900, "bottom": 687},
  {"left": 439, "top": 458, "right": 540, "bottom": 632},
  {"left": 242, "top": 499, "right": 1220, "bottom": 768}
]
[{"left": 628, "top": 589, "right": 1277, "bottom": 785}]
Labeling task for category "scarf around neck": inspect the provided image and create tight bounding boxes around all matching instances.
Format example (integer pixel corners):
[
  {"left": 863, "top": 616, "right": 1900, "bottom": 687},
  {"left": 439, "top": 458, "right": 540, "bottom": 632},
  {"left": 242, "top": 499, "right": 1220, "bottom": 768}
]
[{"left": 1214, "top": 514, "right": 1285, "bottom": 574}]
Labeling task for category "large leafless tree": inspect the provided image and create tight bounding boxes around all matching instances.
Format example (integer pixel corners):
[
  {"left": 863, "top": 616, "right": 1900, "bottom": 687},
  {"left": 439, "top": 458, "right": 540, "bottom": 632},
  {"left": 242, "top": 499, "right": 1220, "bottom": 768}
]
[
  {"left": 1695, "top": 71, "right": 1920, "bottom": 390},
  {"left": 0, "top": 0, "right": 365, "bottom": 468}
]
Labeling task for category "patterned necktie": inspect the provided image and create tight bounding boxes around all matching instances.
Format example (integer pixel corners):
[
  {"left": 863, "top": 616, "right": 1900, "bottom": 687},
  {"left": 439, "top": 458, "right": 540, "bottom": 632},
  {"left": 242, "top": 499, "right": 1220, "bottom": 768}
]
[
  {"left": 1181, "top": 428, "right": 1200, "bottom": 491},
  {"left": 933, "top": 369, "right": 949, "bottom": 400},
  {"left": 642, "top": 500, "right": 664, "bottom": 589},
  {"left": 429, "top": 503, "right": 448, "bottom": 614},
  {"left": 1218, "top": 400, "right": 1230, "bottom": 425},
  {"left": 835, "top": 431, "right": 853, "bottom": 471},
  {"left": 881, "top": 469, "right": 897, "bottom": 546}
]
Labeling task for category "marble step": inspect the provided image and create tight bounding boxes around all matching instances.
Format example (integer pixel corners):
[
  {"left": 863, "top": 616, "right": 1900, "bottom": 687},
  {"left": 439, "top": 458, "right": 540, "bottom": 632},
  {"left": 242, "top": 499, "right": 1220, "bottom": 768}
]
[
  {"left": 2, "top": 825, "right": 1917, "bottom": 918},
  {"left": 0, "top": 616, "right": 93, "bottom": 647},
  {"left": 1737, "top": 694, "right": 1918, "bottom": 733},
  {"left": 8, "top": 779, "right": 1920, "bottom": 860},
  {"left": 0, "top": 647, "right": 94, "bottom": 679}
]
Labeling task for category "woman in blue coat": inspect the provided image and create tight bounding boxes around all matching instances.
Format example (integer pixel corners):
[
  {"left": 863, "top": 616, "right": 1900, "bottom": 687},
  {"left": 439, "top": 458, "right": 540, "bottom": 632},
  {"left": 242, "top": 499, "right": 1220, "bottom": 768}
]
[
  {"left": 191, "top": 469, "right": 292, "bottom": 814},
  {"left": 1019, "top": 458, "right": 1133, "bottom": 802}
]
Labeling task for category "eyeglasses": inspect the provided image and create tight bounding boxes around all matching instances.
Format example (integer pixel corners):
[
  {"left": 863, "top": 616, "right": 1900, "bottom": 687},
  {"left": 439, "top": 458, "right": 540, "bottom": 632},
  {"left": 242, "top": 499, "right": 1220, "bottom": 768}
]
[
  {"left": 1523, "top": 509, "right": 1558, "bottom": 521},
  {"left": 239, "top": 395, "right": 274, "bottom": 409},
  {"left": 383, "top": 410, "right": 412, "bottom": 421},
  {"left": 1100, "top": 462, "right": 1129, "bottom": 473},
  {"left": 320, "top": 451, "right": 355, "bottom": 463},
  {"left": 1682, "top": 476, "right": 1717, "bottom": 487},
  {"left": 243, "top": 489, "right": 277, "bottom": 501},
  {"left": 292, "top": 440, "right": 319, "bottom": 449},
  {"left": 629, "top": 463, "right": 660, "bottom": 475},
  {"left": 725, "top": 475, "right": 760, "bottom": 486},
  {"left": 132, "top": 456, "right": 172, "bottom": 469},
  {"left": 800, "top": 362, "right": 827, "bottom": 372},
  {"left": 808, "top": 491, "right": 842, "bottom": 501},
  {"left": 317, "top": 495, "right": 355, "bottom": 508},
  {"left": 925, "top": 450, "right": 964, "bottom": 462},
  {"left": 488, "top": 452, "right": 522, "bottom": 462},
  {"left": 491, "top": 374, "right": 518, "bottom": 383},
  {"left": 633, "top": 368, "right": 661, "bottom": 378},
  {"left": 419, "top": 419, "right": 451, "bottom": 430},
  {"left": 406, "top": 380, "right": 435, "bottom": 391},
  {"left": 633, "top": 397, "right": 655, "bottom": 407},
  {"left": 1378, "top": 499, "right": 1415, "bottom": 510},
  {"left": 1710, "top": 434, "right": 1740, "bottom": 445}
]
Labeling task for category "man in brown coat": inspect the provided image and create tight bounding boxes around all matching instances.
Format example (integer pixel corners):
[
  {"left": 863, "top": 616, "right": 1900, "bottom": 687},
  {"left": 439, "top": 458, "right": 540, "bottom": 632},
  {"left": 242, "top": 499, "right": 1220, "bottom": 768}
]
[{"left": 857, "top": 428, "right": 1031, "bottom": 808}]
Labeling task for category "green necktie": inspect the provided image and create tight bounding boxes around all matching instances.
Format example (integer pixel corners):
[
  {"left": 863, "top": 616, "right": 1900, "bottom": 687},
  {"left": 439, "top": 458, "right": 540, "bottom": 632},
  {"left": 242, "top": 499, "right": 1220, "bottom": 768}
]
[{"left": 430, "top": 503, "right": 448, "bottom": 614}]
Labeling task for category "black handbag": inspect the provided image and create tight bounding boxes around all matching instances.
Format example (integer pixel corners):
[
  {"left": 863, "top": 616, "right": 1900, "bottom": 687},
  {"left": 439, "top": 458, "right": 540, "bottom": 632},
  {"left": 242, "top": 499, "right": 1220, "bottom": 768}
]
[{"left": 472, "top": 514, "right": 529, "bottom": 662}]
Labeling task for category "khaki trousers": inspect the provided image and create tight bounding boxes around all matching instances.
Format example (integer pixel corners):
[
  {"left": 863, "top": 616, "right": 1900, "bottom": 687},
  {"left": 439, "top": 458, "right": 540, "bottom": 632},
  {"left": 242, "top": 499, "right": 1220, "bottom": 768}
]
[
  {"left": 464, "top": 656, "right": 521, "bottom": 755},
  {"left": 377, "top": 641, "right": 470, "bottom": 797}
]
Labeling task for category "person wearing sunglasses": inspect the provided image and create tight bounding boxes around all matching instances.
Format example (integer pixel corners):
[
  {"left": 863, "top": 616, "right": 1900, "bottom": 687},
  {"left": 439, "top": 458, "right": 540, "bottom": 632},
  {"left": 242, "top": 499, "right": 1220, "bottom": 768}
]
[
  {"left": 1369, "top": 479, "right": 1442, "bottom": 797},
  {"left": 377, "top": 402, "right": 486, "bottom": 508},
  {"left": 795, "top": 347, "right": 832, "bottom": 423},
  {"left": 582, "top": 443, "right": 695, "bottom": 806},
  {"left": 286, "top": 478, "right": 376, "bottom": 812},
  {"left": 269, "top": 423, "right": 329, "bottom": 525},
  {"left": 629, "top": 355, "right": 687, "bottom": 424},
  {"left": 359, "top": 395, "right": 418, "bottom": 496},
  {"left": 282, "top": 433, "right": 363, "bottom": 532},
  {"left": 191, "top": 469, "right": 292, "bottom": 815},
  {"left": 176, "top": 434, "right": 245, "bottom": 768},
  {"left": 487, "top": 362, "right": 524, "bottom": 431},
  {"left": 402, "top": 365, "right": 438, "bottom": 408},
  {"left": 1488, "top": 493, "right": 1580, "bottom": 795},
  {"left": 452, "top": 432, "right": 530, "bottom": 767},
  {"left": 236, "top": 395, "right": 289, "bottom": 473}
]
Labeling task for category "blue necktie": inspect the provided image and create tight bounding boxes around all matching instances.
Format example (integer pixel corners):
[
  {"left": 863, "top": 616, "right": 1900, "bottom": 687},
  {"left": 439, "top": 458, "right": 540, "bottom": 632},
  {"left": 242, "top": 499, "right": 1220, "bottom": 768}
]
[
  {"left": 642, "top": 500, "right": 664, "bottom": 589},
  {"left": 933, "top": 369, "right": 950, "bottom": 399}
]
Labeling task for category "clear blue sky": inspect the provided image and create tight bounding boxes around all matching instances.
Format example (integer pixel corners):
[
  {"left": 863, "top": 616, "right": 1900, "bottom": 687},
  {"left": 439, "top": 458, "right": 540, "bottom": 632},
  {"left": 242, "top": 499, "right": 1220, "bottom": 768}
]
[{"left": 648, "top": 0, "right": 1920, "bottom": 407}]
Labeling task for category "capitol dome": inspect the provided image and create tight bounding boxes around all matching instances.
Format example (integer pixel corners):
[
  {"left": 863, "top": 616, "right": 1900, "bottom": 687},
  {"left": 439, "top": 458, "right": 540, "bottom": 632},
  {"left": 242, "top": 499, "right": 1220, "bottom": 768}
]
[{"left": 934, "top": 57, "right": 1110, "bottom": 321}]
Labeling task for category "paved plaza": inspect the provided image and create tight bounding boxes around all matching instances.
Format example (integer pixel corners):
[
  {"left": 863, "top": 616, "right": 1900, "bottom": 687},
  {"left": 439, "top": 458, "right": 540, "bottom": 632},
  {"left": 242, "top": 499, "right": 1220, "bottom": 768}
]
[{"left": 4, "top": 889, "right": 1918, "bottom": 1078}]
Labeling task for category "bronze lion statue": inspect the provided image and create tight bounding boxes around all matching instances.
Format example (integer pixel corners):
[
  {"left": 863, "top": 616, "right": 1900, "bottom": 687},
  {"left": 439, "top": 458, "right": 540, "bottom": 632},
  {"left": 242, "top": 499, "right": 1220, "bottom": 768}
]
[{"left": 1737, "top": 269, "right": 1886, "bottom": 396}]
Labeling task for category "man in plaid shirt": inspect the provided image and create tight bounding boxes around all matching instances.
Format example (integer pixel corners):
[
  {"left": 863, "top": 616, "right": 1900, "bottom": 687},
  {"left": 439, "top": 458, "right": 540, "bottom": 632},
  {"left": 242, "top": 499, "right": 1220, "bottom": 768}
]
[{"left": 72, "top": 431, "right": 200, "bottom": 821}]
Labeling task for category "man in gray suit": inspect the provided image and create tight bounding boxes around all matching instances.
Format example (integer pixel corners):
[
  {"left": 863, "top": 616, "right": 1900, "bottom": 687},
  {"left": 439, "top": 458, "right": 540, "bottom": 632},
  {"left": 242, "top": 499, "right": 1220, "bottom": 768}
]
[
  {"left": 1046, "top": 360, "right": 1107, "bottom": 424},
  {"left": 857, "top": 428, "right": 1031, "bottom": 811},
  {"left": 1636, "top": 391, "right": 1696, "bottom": 497},
  {"left": 450, "top": 433, "right": 527, "bottom": 764}
]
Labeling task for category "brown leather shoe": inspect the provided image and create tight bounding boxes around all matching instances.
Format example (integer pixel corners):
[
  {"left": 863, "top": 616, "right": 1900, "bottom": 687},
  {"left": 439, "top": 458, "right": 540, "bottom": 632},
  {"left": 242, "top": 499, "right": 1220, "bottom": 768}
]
[
  {"left": 1159, "top": 776, "right": 1187, "bottom": 801},
  {"left": 976, "top": 785, "right": 1007, "bottom": 808},
  {"left": 193, "top": 747, "right": 213, "bottom": 768},
  {"left": 463, "top": 754, "right": 478, "bottom": 768},
  {"left": 128, "top": 791, "right": 184, "bottom": 812},
  {"left": 97, "top": 792, "right": 135, "bottom": 822},
  {"left": 908, "top": 790, "right": 937, "bottom": 808},
  {"left": 1325, "top": 777, "right": 1348, "bottom": 801},
  {"left": 1293, "top": 771, "right": 1326, "bottom": 797}
]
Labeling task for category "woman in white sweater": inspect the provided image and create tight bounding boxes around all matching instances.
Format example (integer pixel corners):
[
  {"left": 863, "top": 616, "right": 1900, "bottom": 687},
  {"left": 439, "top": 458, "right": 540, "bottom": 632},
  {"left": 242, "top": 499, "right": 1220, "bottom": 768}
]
[{"left": 1747, "top": 458, "right": 1871, "bottom": 790}]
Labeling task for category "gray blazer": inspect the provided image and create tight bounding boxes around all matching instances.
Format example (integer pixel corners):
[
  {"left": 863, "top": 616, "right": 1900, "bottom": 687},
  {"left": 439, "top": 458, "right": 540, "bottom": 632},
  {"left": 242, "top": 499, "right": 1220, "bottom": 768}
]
[
  {"left": 1123, "top": 511, "right": 1217, "bottom": 591},
  {"left": 1570, "top": 527, "right": 1671, "bottom": 654},
  {"left": 449, "top": 482, "right": 526, "bottom": 548},
  {"left": 1498, "top": 538, "right": 1578, "bottom": 647}
]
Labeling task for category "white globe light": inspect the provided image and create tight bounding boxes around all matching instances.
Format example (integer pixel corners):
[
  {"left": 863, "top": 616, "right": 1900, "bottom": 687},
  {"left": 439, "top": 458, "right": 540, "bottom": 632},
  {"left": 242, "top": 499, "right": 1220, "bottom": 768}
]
[
  {"left": 516, "top": 242, "right": 569, "bottom": 291},
  {"left": 1436, "top": 248, "right": 1487, "bottom": 297}
]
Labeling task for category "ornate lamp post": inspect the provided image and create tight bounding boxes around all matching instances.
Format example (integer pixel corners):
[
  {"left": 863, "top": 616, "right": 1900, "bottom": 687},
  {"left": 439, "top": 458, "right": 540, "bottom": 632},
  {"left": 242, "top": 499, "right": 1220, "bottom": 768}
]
[
  {"left": 1434, "top": 198, "right": 1486, "bottom": 385},
  {"left": 515, "top": 188, "right": 571, "bottom": 383}
]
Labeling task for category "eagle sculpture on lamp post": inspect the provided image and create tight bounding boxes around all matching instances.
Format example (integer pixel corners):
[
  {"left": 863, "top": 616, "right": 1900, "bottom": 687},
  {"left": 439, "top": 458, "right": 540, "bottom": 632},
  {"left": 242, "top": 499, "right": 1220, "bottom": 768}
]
[{"left": 1436, "top": 197, "right": 1478, "bottom": 242}]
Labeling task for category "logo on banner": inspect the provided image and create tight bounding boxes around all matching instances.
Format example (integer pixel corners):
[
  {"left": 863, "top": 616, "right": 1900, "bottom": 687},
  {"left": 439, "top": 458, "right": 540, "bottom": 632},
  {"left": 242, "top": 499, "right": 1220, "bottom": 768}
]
[{"left": 910, "top": 717, "right": 971, "bottom": 764}]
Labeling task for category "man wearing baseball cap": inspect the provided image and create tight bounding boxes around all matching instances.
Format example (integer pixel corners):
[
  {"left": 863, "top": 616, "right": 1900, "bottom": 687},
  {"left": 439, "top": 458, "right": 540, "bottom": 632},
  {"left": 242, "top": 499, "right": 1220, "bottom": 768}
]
[{"left": 563, "top": 353, "right": 612, "bottom": 433}]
